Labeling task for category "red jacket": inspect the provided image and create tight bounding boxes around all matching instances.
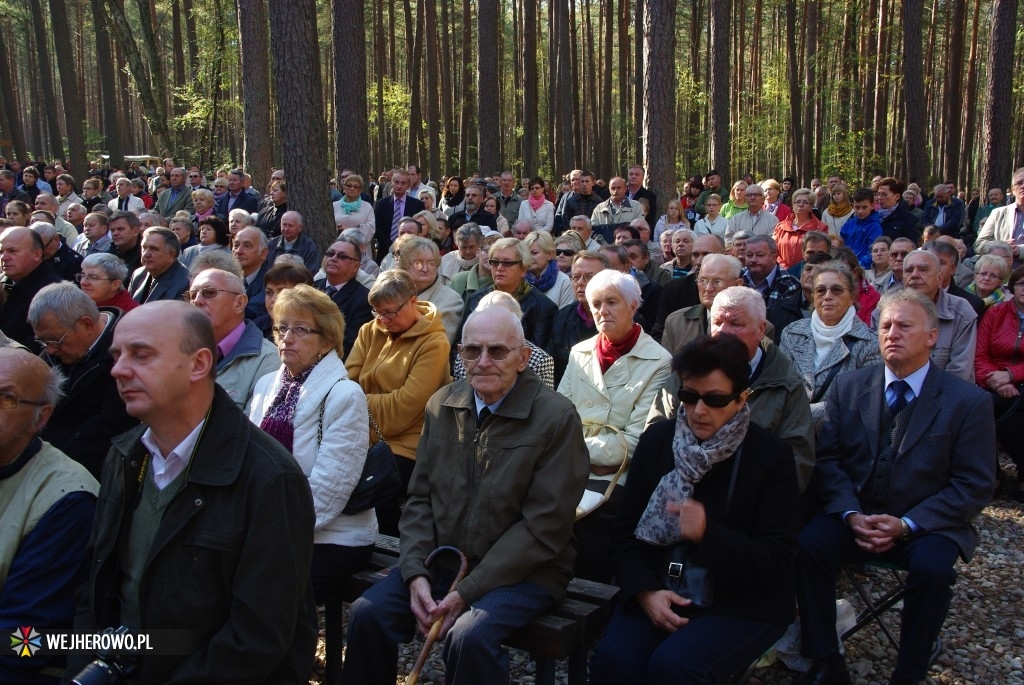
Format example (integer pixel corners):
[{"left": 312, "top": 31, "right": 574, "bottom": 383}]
[{"left": 974, "top": 300, "right": 1024, "bottom": 386}]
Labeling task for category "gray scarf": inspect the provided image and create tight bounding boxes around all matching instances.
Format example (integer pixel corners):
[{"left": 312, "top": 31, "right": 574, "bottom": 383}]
[{"left": 635, "top": 403, "right": 750, "bottom": 545}]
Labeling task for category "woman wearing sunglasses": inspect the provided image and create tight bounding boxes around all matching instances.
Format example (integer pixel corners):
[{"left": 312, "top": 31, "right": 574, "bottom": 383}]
[
  {"left": 345, "top": 269, "right": 451, "bottom": 536},
  {"left": 589, "top": 333, "right": 800, "bottom": 684},
  {"left": 557, "top": 269, "right": 672, "bottom": 582},
  {"left": 779, "top": 260, "right": 881, "bottom": 430}
]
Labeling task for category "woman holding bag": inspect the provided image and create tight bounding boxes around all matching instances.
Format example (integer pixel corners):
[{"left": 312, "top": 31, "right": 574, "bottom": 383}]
[
  {"left": 557, "top": 269, "right": 672, "bottom": 582},
  {"left": 248, "top": 285, "right": 375, "bottom": 606},
  {"left": 589, "top": 334, "right": 800, "bottom": 685}
]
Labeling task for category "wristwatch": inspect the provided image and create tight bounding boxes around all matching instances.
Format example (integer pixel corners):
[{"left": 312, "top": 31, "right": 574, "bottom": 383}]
[{"left": 899, "top": 518, "right": 912, "bottom": 541}]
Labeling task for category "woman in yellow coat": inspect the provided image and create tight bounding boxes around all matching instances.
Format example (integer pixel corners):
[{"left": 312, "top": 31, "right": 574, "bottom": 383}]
[{"left": 346, "top": 269, "right": 452, "bottom": 535}]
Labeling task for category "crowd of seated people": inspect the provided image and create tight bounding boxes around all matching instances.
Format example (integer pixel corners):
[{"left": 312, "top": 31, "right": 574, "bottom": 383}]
[{"left": 0, "top": 155, "right": 1018, "bottom": 684}]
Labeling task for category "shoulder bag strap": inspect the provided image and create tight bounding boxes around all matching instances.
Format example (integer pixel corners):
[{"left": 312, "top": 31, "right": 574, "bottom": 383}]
[{"left": 811, "top": 364, "right": 845, "bottom": 403}]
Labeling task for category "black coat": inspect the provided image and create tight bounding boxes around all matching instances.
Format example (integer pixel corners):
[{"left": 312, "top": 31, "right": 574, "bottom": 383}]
[
  {"left": 550, "top": 302, "right": 597, "bottom": 386},
  {"left": 460, "top": 285, "right": 558, "bottom": 353},
  {"left": 40, "top": 308, "right": 138, "bottom": 479},
  {"left": 611, "top": 419, "right": 800, "bottom": 626},
  {"left": 214, "top": 189, "right": 261, "bottom": 217},
  {"left": 880, "top": 201, "right": 922, "bottom": 244},
  {"left": 67, "top": 386, "right": 316, "bottom": 685},
  {"left": 449, "top": 208, "right": 498, "bottom": 232},
  {"left": 373, "top": 194, "right": 425, "bottom": 262},
  {"left": 0, "top": 261, "right": 63, "bottom": 350},
  {"left": 314, "top": 277, "right": 373, "bottom": 359},
  {"left": 651, "top": 273, "right": 698, "bottom": 343}
]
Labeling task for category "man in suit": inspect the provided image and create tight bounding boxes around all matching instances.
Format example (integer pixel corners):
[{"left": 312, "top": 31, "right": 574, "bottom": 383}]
[
  {"left": 106, "top": 177, "right": 146, "bottom": 213},
  {"left": 155, "top": 167, "right": 196, "bottom": 219},
  {"left": 128, "top": 227, "right": 190, "bottom": 304},
  {"left": 796, "top": 288, "right": 995, "bottom": 685},
  {"left": 974, "top": 166, "right": 1024, "bottom": 261},
  {"left": 625, "top": 164, "right": 657, "bottom": 220},
  {"left": 232, "top": 227, "right": 271, "bottom": 320},
  {"left": 315, "top": 235, "right": 372, "bottom": 359},
  {"left": 651, "top": 233, "right": 723, "bottom": 342},
  {"left": 373, "top": 169, "right": 424, "bottom": 263},
  {"left": 214, "top": 168, "right": 261, "bottom": 218}
]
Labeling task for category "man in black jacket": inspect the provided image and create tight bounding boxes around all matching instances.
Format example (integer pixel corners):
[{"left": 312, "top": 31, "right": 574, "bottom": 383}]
[
  {"left": 877, "top": 177, "right": 922, "bottom": 244},
  {"left": 0, "top": 226, "right": 63, "bottom": 349},
  {"left": 28, "top": 283, "right": 137, "bottom": 478},
  {"left": 66, "top": 301, "right": 316, "bottom": 685},
  {"left": 374, "top": 169, "right": 424, "bottom": 262}
]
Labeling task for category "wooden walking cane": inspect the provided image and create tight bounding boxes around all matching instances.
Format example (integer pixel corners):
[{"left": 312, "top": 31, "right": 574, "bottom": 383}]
[{"left": 404, "top": 546, "right": 470, "bottom": 685}]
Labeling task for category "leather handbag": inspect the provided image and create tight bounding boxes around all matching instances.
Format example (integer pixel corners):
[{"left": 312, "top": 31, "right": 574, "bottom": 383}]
[
  {"left": 655, "top": 444, "right": 744, "bottom": 610},
  {"left": 317, "top": 395, "right": 402, "bottom": 515}
]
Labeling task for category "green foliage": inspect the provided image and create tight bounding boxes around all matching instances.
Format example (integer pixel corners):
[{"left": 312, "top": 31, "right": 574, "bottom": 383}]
[{"left": 367, "top": 78, "right": 412, "bottom": 140}]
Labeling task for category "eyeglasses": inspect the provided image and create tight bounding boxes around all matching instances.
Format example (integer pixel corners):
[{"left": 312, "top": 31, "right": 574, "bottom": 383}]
[
  {"left": 371, "top": 297, "right": 411, "bottom": 320},
  {"left": 272, "top": 324, "right": 322, "bottom": 338},
  {"left": 975, "top": 271, "right": 1003, "bottom": 280},
  {"left": 324, "top": 249, "right": 359, "bottom": 261},
  {"left": 34, "top": 320, "right": 78, "bottom": 349},
  {"left": 812, "top": 285, "right": 848, "bottom": 298},
  {"left": 76, "top": 272, "right": 112, "bottom": 283},
  {"left": 571, "top": 272, "right": 596, "bottom": 283},
  {"left": 555, "top": 249, "right": 577, "bottom": 257},
  {"left": 488, "top": 259, "right": 521, "bottom": 269},
  {"left": 793, "top": 199, "right": 813, "bottom": 205},
  {"left": 410, "top": 259, "right": 438, "bottom": 270},
  {"left": 187, "top": 287, "right": 242, "bottom": 301},
  {"left": 697, "top": 277, "right": 730, "bottom": 290},
  {"left": 889, "top": 250, "right": 911, "bottom": 258},
  {"left": 343, "top": 183, "right": 361, "bottom": 189},
  {"left": 677, "top": 388, "right": 746, "bottom": 408},
  {"left": 188, "top": 174, "right": 200, "bottom": 179},
  {"left": 0, "top": 390, "right": 46, "bottom": 411},
  {"left": 459, "top": 344, "right": 522, "bottom": 361}
]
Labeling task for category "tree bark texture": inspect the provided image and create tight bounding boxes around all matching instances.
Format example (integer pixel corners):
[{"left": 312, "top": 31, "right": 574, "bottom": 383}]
[
  {"left": 268, "top": 0, "right": 334, "bottom": 251},
  {"left": 48, "top": 0, "right": 87, "bottom": 180},
  {"left": 643, "top": 0, "right": 677, "bottom": 205},
  {"left": 708, "top": 0, "right": 730, "bottom": 185},
  {"left": 28, "top": 0, "right": 63, "bottom": 160},
  {"left": 237, "top": 0, "right": 273, "bottom": 191},
  {"left": 981, "top": 0, "right": 1019, "bottom": 192}
]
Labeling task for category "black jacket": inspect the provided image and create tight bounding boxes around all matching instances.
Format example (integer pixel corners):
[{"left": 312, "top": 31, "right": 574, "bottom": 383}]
[
  {"left": 48, "top": 242, "right": 84, "bottom": 282},
  {"left": 880, "top": 201, "right": 922, "bottom": 244},
  {"left": 314, "top": 277, "right": 373, "bottom": 359},
  {"left": 550, "top": 302, "right": 597, "bottom": 386},
  {"left": 40, "top": 308, "right": 138, "bottom": 479},
  {"left": 651, "top": 273, "right": 698, "bottom": 343},
  {"left": 373, "top": 194, "right": 425, "bottom": 262},
  {"left": 66, "top": 386, "right": 316, "bottom": 685},
  {"left": 610, "top": 420, "right": 800, "bottom": 626},
  {"left": 0, "top": 261, "right": 63, "bottom": 349}
]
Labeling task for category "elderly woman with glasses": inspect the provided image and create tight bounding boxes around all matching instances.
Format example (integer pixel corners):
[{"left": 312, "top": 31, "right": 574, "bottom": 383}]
[
  {"left": 77, "top": 252, "right": 138, "bottom": 312},
  {"left": 345, "top": 269, "right": 452, "bottom": 536},
  {"left": 773, "top": 188, "right": 828, "bottom": 270},
  {"left": 557, "top": 269, "right": 672, "bottom": 582},
  {"left": 398, "top": 236, "right": 464, "bottom": 343},
  {"left": 249, "top": 284, "right": 376, "bottom": 617},
  {"left": 966, "top": 254, "right": 1010, "bottom": 309},
  {"left": 459, "top": 237, "right": 559, "bottom": 352},
  {"left": 333, "top": 174, "right": 374, "bottom": 246},
  {"left": 589, "top": 334, "right": 800, "bottom": 685},
  {"left": 779, "top": 261, "right": 881, "bottom": 429}
]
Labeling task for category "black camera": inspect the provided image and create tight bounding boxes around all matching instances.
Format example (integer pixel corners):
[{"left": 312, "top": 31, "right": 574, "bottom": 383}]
[{"left": 71, "top": 626, "right": 139, "bottom": 685}]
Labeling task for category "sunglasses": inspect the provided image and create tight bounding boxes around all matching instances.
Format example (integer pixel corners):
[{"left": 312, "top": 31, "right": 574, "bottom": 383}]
[
  {"left": 677, "top": 388, "right": 746, "bottom": 408},
  {"left": 488, "top": 259, "right": 521, "bottom": 269},
  {"left": 555, "top": 248, "right": 577, "bottom": 257}
]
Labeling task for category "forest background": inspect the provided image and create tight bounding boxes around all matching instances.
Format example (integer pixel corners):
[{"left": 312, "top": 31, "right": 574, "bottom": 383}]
[{"left": 0, "top": 0, "right": 1022, "bottom": 246}]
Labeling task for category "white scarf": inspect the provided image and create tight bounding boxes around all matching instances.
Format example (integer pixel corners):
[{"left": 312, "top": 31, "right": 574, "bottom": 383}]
[{"left": 810, "top": 306, "right": 856, "bottom": 366}]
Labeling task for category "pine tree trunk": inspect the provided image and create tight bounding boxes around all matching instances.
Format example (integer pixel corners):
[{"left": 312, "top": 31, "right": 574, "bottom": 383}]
[
  {"left": 522, "top": 0, "right": 539, "bottom": 175},
  {"left": 236, "top": 0, "right": 272, "bottom": 189},
  {"left": 48, "top": 0, "right": 87, "bottom": 179},
  {"left": 901, "top": 0, "right": 927, "bottom": 183},
  {"left": 268, "top": 0, "right": 334, "bottom": 251},
  {"left": 643, "top": 0, "right": 677, "bottom": 205},
  {"left": 942, "top": 0, "right": 966, "bottom": 183},
  {"left": 477, "top": 0, "right": 500, "bottom": 172},
  {"left": 28, "top": 0, "right": 63, "bottom": 160},
  {"left": 981, "top": 0, "right": 1019, "bottom": 192},
  {"left": 0, "top": 29, "right": 28, "bottom": 161},
  {"left": 959, "top": 0, "right": 981, "bottom": 188},
  {"left": 708, "top": 0, "right": 730, "bottom": 184},
  {"left": 785, "top": 0, "right": 803, "bottom": 182}
]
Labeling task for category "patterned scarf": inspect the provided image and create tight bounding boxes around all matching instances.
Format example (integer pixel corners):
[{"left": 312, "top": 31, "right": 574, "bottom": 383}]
[
  {"left": 966, "top": 282, "right": 1007, "bottom": 309},
  {"left": 528, "top": 194, "right": 546, "bottom": 211},
  {"left": 259, "top": 364, "right": 316, "bottom": 453},
  {"left": 635, "top": 403, "right": 750, "bottom": 546},
  {"left": 876, "top": 204, "right": 897, "bottom": 221},
  {"left": 509, "top": 279, "right": 533, "bottom": 302}
]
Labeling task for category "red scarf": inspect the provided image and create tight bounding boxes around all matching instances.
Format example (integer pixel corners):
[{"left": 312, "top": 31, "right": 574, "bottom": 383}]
[{"left": 595, "top": 323, "right": 642, "bottom": 374}]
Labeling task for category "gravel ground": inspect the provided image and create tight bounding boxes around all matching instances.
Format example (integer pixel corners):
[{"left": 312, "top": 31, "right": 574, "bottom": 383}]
[{"left": 312, "top": 460, "right": 1024, "bottom": 685}]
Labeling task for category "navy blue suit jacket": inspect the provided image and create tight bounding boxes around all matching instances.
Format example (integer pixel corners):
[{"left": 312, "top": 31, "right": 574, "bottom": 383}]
[
  {"left": 814, "top": 363, "right": 995, "bottom": 560},
  {"left": 373, "top": 194, "right": 424, "bottom": 262}
]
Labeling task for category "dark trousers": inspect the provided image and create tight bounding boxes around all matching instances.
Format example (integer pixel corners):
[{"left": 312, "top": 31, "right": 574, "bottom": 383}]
[
  {"left": 572, "top": 480, "right": 624, "bottom": 583},
  {"left": 993, "top": 395, "right": 1024, "bottom": 472},
  {"left": 311, "top": 543, "right": 374, "bottom": 604},
  {"left": 342, "top": 567, "right": 553, "bottom": 685},
  {"left": 796, "top": 512, "right": 959, "bottom": 681},
  {"left": 375, "top": 454, "right": 416, "bottom": 537},
  {"left": 589, "top": 599, "right": 786, "bottom": 685}
]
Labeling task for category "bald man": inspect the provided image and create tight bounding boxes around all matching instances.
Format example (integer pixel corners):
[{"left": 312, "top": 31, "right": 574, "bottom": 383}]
[{"left": 0, "top": 227, "right": 63, "bottom": 349}]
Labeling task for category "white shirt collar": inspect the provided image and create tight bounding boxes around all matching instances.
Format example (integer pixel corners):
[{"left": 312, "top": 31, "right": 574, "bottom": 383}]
[{"left": 140, "top": 419, "right": 206, "bottom": 491}]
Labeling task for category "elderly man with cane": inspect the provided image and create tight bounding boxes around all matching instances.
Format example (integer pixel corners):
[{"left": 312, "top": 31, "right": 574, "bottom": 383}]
[{"left": 343, "top": 306, "right": 589, "bottom": 684}]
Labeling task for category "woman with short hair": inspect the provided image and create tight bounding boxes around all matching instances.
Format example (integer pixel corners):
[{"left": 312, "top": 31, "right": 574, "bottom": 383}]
[
  {"left": 966, "top": 254, "right": 1010, "bottom": 309},
  {"left": 523, "top": 230, "right": 574, "bottom": 308},
  {"left": 180, "top": 215, "right": 232, "bottom": 271},
  {"left": 332, "top": 175, "right": 374, "bottom": 245},
  {"left": 518, "top": 176, "right": 555, "bottom": 233},
  {"left": 78, "top": 252, "right": 138, "bottom": 311},
  {"left": 398, "top": 237, "right": 464, "bottom": 342}
]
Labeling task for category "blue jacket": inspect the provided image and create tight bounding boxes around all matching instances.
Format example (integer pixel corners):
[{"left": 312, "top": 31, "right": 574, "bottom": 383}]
[{"left": 841, "top": 211, "right": 883, "bottom": 269}]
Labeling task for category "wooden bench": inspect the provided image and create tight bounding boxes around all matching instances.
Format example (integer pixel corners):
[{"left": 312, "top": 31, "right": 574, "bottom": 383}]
[{"left": 321, "top": 535, "right": 619, "bottom": 685}]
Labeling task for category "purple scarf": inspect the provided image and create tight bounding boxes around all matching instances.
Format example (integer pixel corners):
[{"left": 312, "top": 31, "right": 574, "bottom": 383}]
[{"left": 259, "top": 365, "right": 316, "bottom": 453}]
